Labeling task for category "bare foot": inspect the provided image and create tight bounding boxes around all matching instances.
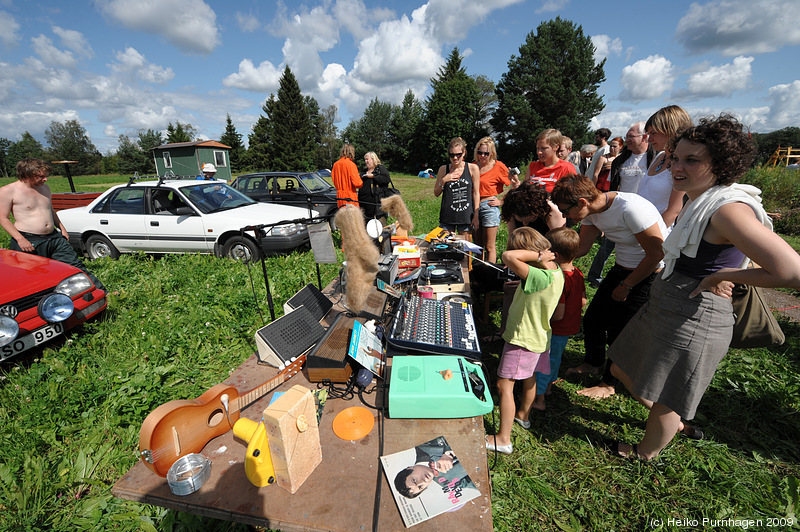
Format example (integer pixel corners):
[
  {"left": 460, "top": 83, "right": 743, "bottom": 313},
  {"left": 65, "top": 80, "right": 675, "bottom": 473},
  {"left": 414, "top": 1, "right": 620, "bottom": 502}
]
[
  {"left": 532, "top": 397, "right": 546, "bottom": 411},
  {"left": 576, "top": 384, "right": 616, "bottom": 400},
  {"left": 544, "top": 383, "right": 553, "bottom": 396},
  {"left": 565, "top": 363, "right": 601, "bottom": 376}
]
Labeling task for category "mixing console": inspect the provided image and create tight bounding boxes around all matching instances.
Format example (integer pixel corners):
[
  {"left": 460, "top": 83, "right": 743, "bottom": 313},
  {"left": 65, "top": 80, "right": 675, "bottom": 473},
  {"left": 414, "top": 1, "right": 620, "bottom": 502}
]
[{"left": 387, "top": 294, "right": 481, "bottom": 360}]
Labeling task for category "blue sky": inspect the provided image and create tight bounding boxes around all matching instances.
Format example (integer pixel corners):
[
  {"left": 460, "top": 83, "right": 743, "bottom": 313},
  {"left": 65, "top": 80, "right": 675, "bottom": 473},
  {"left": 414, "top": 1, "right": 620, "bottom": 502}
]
[{"left": 1, "top": 0, "right": 799, "bottom": 156}]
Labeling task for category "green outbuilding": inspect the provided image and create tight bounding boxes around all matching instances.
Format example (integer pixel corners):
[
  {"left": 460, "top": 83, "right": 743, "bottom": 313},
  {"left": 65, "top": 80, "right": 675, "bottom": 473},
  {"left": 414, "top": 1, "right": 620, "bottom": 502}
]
[{"left": 151, "top": 140, "right": 232, "bottom": 181}]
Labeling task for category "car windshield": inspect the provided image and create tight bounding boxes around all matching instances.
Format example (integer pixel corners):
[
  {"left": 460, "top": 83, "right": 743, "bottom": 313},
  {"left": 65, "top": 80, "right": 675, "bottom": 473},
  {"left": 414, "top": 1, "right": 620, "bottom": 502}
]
[
  {"left": 302, "top": 172, "right": 335, "bottom": 193},
  {"left": 179, "top": 183, "right": 255, "bottom": 214}
]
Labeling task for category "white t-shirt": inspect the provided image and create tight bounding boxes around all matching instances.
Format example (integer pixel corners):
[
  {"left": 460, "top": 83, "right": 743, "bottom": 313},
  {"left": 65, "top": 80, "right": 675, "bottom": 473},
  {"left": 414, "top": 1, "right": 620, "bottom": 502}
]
[
  {"left": 618, "top": 152, "right": 648, "bottom": 193},
  {"left": 581, "top": 192, "right": 666, "bottom": 269},
  {"left": 637, "top": 152, "right": 673, "bottom": 214},
  {"left": 586, "top": 144, "right": 610, "bottom": 182}
]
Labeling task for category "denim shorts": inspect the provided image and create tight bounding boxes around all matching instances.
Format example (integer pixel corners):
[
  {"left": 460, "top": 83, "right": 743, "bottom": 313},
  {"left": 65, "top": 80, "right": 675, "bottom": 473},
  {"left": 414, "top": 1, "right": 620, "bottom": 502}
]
[{"left": 478, "top": 199, "right": 501, "bottom": 227}]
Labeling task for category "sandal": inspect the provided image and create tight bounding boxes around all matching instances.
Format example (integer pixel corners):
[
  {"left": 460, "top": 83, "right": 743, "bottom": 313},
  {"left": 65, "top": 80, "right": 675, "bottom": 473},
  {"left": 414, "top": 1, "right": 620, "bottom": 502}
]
[
  {"left": 680, "top": 422, "right": 704, "bottom": 441},
  {"left": 608, "top": 440, "right": 647, "bottom": 461}
]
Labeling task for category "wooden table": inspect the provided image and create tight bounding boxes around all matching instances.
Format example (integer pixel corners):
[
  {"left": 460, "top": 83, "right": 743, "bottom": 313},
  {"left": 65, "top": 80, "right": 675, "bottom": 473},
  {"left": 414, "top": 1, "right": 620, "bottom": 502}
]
[{"left": 113, "top": 269, "right": 493, "bottom": 531}]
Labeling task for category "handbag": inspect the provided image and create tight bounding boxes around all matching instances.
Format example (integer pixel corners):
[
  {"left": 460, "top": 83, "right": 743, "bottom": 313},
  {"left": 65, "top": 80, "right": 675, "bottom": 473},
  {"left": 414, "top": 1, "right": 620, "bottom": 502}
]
[
  {"left": 377, "top": 178, "right": 400, "bottom": 200},
  {"left": 729, "top": 283, "right": 785, "bottom": 349}
]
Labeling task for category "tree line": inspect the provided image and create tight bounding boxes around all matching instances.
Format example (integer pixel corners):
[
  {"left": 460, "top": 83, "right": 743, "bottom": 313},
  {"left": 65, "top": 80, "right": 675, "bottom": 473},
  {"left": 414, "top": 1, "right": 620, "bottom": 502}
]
[{"left": 1, "top": 18, "right": 797, "bottom": 180}]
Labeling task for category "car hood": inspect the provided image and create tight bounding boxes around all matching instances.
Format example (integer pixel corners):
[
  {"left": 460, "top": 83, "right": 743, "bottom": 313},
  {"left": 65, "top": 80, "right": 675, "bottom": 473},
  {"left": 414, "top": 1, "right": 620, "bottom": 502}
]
[
  {"left": 0, "top": 249, "right": 80, "bottom": 302},
  {"left": 208, "top": 202, "right": 319, "bottom": 225}
]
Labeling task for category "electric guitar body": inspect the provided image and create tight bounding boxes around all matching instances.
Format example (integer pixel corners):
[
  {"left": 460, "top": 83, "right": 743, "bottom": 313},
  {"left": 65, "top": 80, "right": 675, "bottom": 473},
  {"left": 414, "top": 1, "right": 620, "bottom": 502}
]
[{"left": 138, "top": 356, "right": 305, "bottom": 477}]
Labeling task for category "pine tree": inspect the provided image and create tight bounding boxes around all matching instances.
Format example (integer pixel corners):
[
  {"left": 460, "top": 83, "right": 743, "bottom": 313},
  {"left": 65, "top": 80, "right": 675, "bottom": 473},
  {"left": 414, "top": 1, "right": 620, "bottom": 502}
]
[
  {"left": 422, "top": 48, "right": 482, "bottom": 167},
  {"left": 492, "top": 17, "right": 605, "bottom": 167},
  {"left": 165, "top": 121, "right": 197, "bottom": 143},
  {"left": 265, "top": 66, "right": 316, "bottom": 171},
  {"left": 137, "top": 129, "right": 162, "bottom": 174},
  {"left": 343, "top": 97, "right": 393, "bottom": 164},
  {"left": 387, "top": 90, "right": 425, "bottom": 173},
  {"left": 219, "top": 114, "right": 245, "bottom": 173}
]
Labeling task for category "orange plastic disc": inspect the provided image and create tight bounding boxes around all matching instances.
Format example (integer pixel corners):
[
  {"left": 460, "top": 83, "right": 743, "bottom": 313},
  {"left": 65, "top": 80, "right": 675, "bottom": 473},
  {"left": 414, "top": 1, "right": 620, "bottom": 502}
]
[{"left": 332, "top": 406, "right": 375, "bottom": 441}]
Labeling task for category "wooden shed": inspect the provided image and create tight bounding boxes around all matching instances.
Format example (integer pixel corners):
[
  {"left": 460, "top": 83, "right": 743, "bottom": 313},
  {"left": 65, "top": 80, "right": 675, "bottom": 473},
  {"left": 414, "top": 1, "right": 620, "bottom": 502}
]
[{"left": 151, "top": 140, "right": 232, "bottom": 181}]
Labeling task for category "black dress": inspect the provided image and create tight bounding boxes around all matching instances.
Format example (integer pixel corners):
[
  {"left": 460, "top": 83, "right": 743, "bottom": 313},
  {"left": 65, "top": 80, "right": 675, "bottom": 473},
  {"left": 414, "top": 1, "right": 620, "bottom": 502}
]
[{"left": 358, "top": 164, "right": 391, "bottom": 219}]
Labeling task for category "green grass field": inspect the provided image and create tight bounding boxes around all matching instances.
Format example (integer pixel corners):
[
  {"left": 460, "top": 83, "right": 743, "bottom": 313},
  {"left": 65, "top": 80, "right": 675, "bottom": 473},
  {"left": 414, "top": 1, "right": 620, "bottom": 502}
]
[{"left": 0, "top": 174, "right": 799, "bottom": 531}]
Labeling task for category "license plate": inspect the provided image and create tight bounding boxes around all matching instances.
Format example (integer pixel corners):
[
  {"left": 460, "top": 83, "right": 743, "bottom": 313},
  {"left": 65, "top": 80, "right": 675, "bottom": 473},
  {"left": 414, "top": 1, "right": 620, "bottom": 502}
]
[{"left": 0, "top": 322, "right": 65, "bottom": 361}]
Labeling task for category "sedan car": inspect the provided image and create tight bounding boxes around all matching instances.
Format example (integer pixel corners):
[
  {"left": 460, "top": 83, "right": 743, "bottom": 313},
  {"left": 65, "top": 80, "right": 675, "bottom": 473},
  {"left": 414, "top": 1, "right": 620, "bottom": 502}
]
[
  {"left": 230, "top": 171, "right": 339, "bottom": 229},
  {"left": 0, "top": 249, "right": 106, "bottom": 363},
  {"left": 58, "top": 178, "right": 318, "bottom": 261}
]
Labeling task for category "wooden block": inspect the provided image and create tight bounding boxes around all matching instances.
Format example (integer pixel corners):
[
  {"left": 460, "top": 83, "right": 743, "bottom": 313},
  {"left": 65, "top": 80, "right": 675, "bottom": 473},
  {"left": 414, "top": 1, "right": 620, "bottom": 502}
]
[{"left": 262, "top": 385, "right": 322, "bottom": 494}]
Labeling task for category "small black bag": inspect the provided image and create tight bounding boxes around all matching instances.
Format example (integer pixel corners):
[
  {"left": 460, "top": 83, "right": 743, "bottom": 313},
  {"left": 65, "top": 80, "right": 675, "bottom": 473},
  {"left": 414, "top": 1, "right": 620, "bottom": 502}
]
[
  {"left": 729, "top": 283, "right": 785, "bottom": 349},
  {"left": 378, "top": 178, "right": 400, "bottom": 200}
]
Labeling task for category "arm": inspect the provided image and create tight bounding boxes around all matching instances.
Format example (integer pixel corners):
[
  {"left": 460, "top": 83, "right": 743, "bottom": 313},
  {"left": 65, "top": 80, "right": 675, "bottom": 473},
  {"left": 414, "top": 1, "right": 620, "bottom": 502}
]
[
  {"left": 470, "top": 164, "right": 481, "bottom": 228},
  {"left": 546, "top": 200, "right": 567, "bottom": 229},
  {"left": 433, "top": 165, "right": 447, "bottom": 197},
  {"left": 501, "top": 248, "right": 555, "bottom": 280},
  {"left": 373, "top": 165, "right": 391, "bottom": 186},
  {"left": 351, "top": 162, "right": 363, "bottom": 189},
  {"left": 551, "top": 302, "right": 566, "bottom": 322},
  {"left": 690, "top": 202, "right": 800, "bottom": 296},
  {"left": 0, "top": 187, "right": 34, "bottom": 251},
  {"left": 52, "top": 208, "right": 69, "bottom": 240},
  {"left": 661, "top": 189, "right": 684, "bottom": 228},
  {"left": 612, "top": 223, "right": 665, "bottom": 301},
  {"left": 576, "top": 224, "right": 601, "bottom": 259},
  {"left": 593, "top": 155, "right": 605, "bottom": 180}
]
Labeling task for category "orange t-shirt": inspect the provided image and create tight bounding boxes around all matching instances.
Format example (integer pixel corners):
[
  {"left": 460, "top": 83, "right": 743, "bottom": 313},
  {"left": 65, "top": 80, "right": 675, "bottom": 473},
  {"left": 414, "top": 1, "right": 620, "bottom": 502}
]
[
  {"left": 478, "top": 160, "right": 511, "bottom": 197},
  {"left": 527, "top": 159, "right": 575, "bottom": 193},
  {"left": 332, "top": 157, "right": 363, "bottom": 207}
]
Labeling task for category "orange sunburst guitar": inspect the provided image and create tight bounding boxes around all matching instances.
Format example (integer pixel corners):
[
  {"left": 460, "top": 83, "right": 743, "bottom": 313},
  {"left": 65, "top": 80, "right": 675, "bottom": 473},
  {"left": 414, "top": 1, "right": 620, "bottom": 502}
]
[{"left": 138, "top": 355, "right": 306, "bottom": 477}]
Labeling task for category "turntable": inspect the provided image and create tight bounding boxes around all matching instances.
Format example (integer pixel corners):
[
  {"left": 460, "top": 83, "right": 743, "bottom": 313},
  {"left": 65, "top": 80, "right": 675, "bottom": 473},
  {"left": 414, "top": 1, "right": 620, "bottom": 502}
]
[
  {"left": 426, "top": 241, "right": 464, "bottom": 261},
  {"left": 419, "top": 262, "right": 468, "bottom": 293}
]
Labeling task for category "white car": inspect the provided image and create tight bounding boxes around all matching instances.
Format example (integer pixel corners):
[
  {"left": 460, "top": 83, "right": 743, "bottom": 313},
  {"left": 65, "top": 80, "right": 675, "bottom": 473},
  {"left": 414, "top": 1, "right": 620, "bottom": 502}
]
[{"left": 58, "top": 177, "right": 319, "bottom": 261}]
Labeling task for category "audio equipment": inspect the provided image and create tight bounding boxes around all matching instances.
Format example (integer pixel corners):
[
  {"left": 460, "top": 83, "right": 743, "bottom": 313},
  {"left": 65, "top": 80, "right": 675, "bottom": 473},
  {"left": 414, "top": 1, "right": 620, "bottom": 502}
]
[
  {"left": 377, "top": 253, "right": 399, "bottom": 285},
  {"left": 283, "top": 283, "right": 334, "bottom": 322},
  {"left": 426, "top": 241, "right": 464, "bottom": 261},
  {"left": 419, "top": 262, "right": 468, "bottom": 293},
  {"left": 388, "top": 356, "right": 493, "bottom": 418},
  {"left": 357, "top": 287, "right": 389, "bottom": 321},
  {"left": 306, "top": 314, "right": 355, "bottom": 383},
  {"left": 255, "top": 306, "right": 326, "bottom": 368},
  {"left": 387, "top": 294, "right": 481, "bottom": 361}
]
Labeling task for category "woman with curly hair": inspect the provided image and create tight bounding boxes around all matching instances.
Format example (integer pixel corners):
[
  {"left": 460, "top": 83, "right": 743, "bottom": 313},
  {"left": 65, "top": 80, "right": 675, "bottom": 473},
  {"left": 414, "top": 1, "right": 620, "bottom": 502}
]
[{"left": 606, "top": 114, "right": 800, "bottom": 460}]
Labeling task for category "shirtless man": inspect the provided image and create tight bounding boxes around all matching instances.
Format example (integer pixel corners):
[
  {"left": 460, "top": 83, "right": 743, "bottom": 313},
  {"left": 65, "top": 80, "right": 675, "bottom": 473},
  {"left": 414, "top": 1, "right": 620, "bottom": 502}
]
[{"left": 0, "top": 158, "right": 105, "bottom": 290}]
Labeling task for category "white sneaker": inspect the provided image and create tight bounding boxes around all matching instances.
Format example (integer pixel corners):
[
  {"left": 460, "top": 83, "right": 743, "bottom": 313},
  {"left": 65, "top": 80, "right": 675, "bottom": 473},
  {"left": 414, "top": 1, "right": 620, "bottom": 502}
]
[
  {"left": 514, "top": 417, "right": 531, "bottom": 429},
  {"left": 485, "top": 437, "right": 513, "bottom": 455}
]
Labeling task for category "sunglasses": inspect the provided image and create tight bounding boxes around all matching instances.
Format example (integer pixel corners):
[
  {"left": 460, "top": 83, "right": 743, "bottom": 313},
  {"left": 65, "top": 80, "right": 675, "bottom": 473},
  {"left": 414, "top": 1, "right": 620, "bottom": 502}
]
[
  {"left": 558, "top": 203, "right": 576, "bottom": 217},
  {"left": 476, "top": 150, "right": 490, "bottom": 156},
  {"left": 448, "top": 152, "right": 464, "bottom": 158}
]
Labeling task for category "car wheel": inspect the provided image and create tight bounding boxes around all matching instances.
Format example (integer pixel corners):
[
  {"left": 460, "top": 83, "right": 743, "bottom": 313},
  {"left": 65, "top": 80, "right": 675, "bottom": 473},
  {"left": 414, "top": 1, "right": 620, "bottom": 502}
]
[
  {"left": 85, "top": 235, "right": 120, "bottom": 260},
  {"left": 222, "top": 236, "right": 262, "bottom": 262}
]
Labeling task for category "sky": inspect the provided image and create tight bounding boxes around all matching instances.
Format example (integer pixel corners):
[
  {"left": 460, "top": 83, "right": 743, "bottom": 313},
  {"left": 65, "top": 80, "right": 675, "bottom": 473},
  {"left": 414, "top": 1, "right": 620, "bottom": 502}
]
[{"left": 1, "top": 0, "right": 799, "bottom": 156}]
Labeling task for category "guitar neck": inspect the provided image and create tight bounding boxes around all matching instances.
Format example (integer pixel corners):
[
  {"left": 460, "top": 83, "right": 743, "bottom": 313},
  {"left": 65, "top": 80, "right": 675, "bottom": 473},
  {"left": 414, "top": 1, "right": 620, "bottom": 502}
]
[{"left": 231, "top": 356, "right": 305, "bottom": 414}]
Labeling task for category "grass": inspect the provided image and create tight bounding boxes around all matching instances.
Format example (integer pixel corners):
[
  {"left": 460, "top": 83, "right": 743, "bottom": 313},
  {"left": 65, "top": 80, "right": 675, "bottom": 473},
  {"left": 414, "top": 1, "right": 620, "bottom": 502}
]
[{"left": 1, "top": 173, "right": 799, "bottom": 531}]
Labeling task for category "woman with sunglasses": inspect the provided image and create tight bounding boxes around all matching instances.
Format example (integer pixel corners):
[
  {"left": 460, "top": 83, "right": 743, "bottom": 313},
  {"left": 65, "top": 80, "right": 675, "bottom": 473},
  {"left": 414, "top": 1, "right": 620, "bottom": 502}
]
[
  {"left": 434, "top": 137, "right": 481, "bottom": 236},
  {"left": 473, "top": 136, "right": 519, "bottom": 263},
  {"left": 551, "top": 174, "right": 666, "bottom": 400}
]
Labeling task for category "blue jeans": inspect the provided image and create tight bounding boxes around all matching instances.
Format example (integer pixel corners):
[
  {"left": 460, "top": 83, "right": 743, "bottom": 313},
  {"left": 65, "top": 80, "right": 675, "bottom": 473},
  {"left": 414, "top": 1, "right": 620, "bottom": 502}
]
[
  {"left": 536, "top": 334, "right": 570, "bottom": 395},
  {"left": 587, "top": 237, "right": 615, "bottom": 284}
]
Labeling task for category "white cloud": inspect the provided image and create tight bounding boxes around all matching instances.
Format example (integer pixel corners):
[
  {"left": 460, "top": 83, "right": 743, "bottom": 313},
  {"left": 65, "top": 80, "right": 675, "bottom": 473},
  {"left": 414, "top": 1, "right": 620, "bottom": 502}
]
[
  {"left": 619, "top": 55, "right": 673, "bottom": 103},
  {"left": 536, "top": 0, "right": 564, "bottom": 14},
  {"left": 591, "top": 35, "right": 623, "bottom": 64},
  {"left": 104, "top": 124, "right": 117, "bottom": 137},
  {"left": 111, "top": 48, "right": 175, "bottom": 84},
  {"left": 0, "top": 11, "right": 21, "bottom": 48},
  {"left": 52, "top": 26, "right": 93, "bottom": 58},
  {"left": 222, "top": 59, "right": 282, "bottom": 92},
  {"left": 676, "top": 0, "right": 800, "bottom": 56},
  {"left": 97, "top": 0, "right": 220, "bottom": 54},
  {"left": 685, "top": 56, "right": 753, "bottom": 98},
  {"left": 424, "top": 0, "right": 523, "bottom": 43},
  {"left": 762, "top": 80, "right": 800, "bottom": 130},
  {"left": 235, "top": 12, "right": 261, "bottom": 33},
  {"left": 31, "top": 34, "right": 78, "bottom": 69}
]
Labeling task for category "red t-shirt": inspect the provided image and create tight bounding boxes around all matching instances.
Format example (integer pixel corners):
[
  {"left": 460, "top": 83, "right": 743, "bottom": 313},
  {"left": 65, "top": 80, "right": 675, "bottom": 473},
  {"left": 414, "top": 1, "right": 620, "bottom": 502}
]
[
  {"left": 527, "top": 159, "right": 575, "bottom": 193},
  {"left": 551, "top": 267, "right": 585, "bottom": 336}
]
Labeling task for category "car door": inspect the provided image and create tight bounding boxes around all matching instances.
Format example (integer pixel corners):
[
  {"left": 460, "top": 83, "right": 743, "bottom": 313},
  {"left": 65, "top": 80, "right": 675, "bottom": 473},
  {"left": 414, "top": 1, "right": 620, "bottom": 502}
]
[
  {"left": 273, "top": 175, "right": 308, "bottom": 210},
  {"left": 90, "top": 187, "right": 148, "bottom": 252},
  {"left": 144, "top": 188, "right": 211, "bottom": 252},
  {"left": 238, "top": 176, "right": 271, "bottom": 203}
]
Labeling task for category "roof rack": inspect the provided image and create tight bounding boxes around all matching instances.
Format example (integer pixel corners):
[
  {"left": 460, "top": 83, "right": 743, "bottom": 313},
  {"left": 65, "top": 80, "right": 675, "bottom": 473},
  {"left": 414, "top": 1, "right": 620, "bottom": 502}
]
[{"left": 125, "top": 171, "right": 208, "bottom": 187}]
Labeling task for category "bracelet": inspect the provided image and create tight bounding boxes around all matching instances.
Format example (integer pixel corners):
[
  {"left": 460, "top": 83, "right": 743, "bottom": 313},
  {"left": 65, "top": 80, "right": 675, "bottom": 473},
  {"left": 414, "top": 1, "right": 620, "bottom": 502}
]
[{"left": 619, "top": 280, "right": 634, "bottom": 291}]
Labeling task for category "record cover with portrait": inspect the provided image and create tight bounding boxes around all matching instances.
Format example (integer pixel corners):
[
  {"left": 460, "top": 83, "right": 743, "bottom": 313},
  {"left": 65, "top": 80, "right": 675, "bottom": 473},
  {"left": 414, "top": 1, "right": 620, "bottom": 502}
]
[{"left": 381, "top": 435, "right": 480, "bottom": 528}]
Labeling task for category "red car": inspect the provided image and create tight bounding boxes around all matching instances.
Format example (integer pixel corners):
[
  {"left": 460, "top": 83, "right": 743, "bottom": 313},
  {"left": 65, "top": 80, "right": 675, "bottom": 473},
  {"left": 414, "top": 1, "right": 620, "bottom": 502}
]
[{"left": 0, "top": 249, "right": 106, "bottom": 363}]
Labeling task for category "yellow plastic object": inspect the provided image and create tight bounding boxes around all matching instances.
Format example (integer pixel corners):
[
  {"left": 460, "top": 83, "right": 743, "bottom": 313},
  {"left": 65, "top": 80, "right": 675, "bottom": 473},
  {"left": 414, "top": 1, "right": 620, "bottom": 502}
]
[{"left": 232, "top": 418, "right": 276, "bottom": 487}]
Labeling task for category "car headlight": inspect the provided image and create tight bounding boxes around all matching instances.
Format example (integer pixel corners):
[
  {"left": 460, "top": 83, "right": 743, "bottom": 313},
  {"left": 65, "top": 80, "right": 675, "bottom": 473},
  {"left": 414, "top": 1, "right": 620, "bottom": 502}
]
[
  {"left": 37, "top": 293, "right": 75, "bottom": 323},
  {"left": 0, "top": 315, "right": 20, "bottom": 348},
  {"left": 270, "top": 223, "right": 303, "bottom": 236},
  {"left": 55, "top": 273, "right": 93, "bottom": 297}
]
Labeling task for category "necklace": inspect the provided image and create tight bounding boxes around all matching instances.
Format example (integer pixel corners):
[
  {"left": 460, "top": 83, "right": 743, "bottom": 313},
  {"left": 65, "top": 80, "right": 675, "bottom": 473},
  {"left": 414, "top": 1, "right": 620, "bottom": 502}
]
[{"left": 655, "top": 153, "right": 667, "bottom": 173}]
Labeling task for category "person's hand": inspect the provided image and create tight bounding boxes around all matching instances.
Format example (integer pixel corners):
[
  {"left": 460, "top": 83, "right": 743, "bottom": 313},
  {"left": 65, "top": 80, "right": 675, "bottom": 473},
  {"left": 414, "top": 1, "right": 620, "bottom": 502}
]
[
  {"left": 487, "top": 196, "right": 501, "bottom": 207},
  {"left": 61, "top": 228, "right": 69, "bottom": 241},
  {"left": 611, "top": 284, "right": 630, "bottom": 302},
  {"left": 433, "top": 452, "right": 455, "bottom": 473},
  {"left": 690, "top": 274, "right": 735, "bottom": 299},
  {"left": 17, "top": 237, "right": 34, "bottom": 252},
  {"left": 537, "top": 249, "right": 555, "bottom": 263}
]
